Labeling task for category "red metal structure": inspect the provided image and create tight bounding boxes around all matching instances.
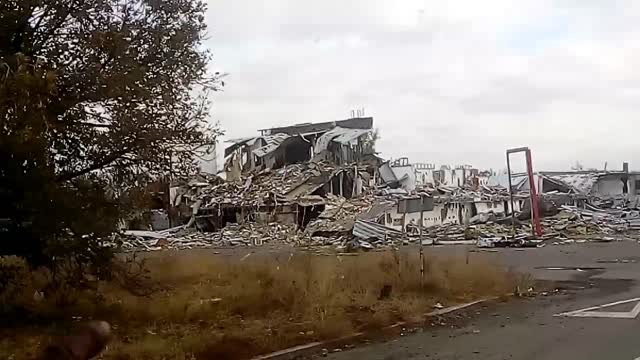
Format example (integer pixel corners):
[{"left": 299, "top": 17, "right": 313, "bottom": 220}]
[{"left": 506, "top": 147, "right": 543, "bottom": 238}]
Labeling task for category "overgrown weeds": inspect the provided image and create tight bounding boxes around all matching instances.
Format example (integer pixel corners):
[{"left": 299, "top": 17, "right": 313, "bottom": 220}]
[{"left": 0, "top": 250, "right": 525, "bottom": 359}]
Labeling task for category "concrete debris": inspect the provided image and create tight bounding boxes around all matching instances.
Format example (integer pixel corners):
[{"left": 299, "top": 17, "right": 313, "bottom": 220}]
[
  {"left": 305, "top": 194, "right": 376, "bottom": 235},
  {"left": 541, "top": 205, "right": 633, "bottom": 239},
  {"left": 120, "top": 223, "right": 303, "bottom": 252},
  {"left": 470, "top": 212, "right": 497, "bottom": 225},
  {"left": 120, "top": 196, "right": 640, "bottom": 252},
  {"left": 189, "top": 160, "right": 339, "bottom": 208},
  {"left": 470, "top": 204, "right": 640, "bottom": 248}
]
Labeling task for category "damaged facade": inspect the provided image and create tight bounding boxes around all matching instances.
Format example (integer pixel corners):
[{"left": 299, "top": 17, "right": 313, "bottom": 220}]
[
  {"left": 497, "top": 162, "right": 640, "bottom": 209},
  {"left": 377, "top": 186, "right": 524, "bottom": 232},
  {"left": 224, "top": 117, "right": 375, "bottom": 175},
  {"left": 163, "top": 118, "right": 381, "bottom": 240}
]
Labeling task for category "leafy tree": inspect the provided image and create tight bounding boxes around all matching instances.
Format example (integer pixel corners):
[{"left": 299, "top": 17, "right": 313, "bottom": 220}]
[{"left": 0, "top": 0, "right": 222, "bottom": 277}]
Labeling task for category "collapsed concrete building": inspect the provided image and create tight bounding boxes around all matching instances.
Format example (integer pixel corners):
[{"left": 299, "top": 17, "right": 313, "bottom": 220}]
[
  {"left": 223, "top": 117, "right": 376, "bottom": 177},
  {"left": 165, "top": 117, "right": 382, "bottom": 232},
  {"left": 490, "top": 162, "right": 640, "bottom": 209},
  {"left": 371, "top": 157, "right": 516, "bottom": 231},
  {"left": 378, "top": 186, "right": 524, "bottom": 232},
  {"left": 379, "top": 159, "right": 492, "bottom": 192},
  {"left": 159, "top": 119, "right": 513, "bottom": 248}
]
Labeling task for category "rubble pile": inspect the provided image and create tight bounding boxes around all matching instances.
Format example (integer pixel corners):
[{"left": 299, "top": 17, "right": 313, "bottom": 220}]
[
  {"left": 425, "top": 223, "right": 532, "bottom": 248},
  {"left": 539, "top": 206, "right": 634, "bottom": 239},
  {"left": 178, "top": 161, "right": 338, "bottom": 208},
  {"left": 120, "top": 223, "right": 303, "bottom": 252},
  {"left": 305, "top": 194, "right": 376, "bottom": 234},
  {"left": 303, "top": 194, "right": 386, "bottom": 249},
  {"left": 217, "top": 222, "right": 303, "bottom": 246},
  {"left": 120, "top": 226, "right": 208, "bottom": 251},
  {"left": 423, "top": 202, "right": 640, "bottom": 248},
  {"left": 417, "top": 184, "right": 518, "bottom": 203},
  {"left": 120, "top": 201, "right": 640, "bottom": 252}
]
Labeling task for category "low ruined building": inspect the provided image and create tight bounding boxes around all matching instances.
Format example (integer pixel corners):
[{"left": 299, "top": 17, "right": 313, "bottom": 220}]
[
  {"left": 383, "top": 159, "right": 485, "bottom": 192},
  {"left": 378, "top": 189, "right": 524, "bottom": 232},
  {"left": 495, "top": 162, "right": 640, "bottom": 208}
]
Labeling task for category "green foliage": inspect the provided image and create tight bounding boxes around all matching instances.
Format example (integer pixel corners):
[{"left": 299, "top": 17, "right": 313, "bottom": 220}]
[
  {"left": 0, "top": 0, "right": 222, "bottom": 278},
  {"left": 0, "top": 256, "right": 30, "bottom": 313}
]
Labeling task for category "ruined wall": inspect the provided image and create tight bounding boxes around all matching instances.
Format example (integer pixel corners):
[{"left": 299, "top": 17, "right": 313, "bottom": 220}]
[
  {"left": 414, "top": 167, "right": 477, "bottom": 187},
  {"left": 414, "top": 165, "right": 436, "bottom": 186},
  {"left": 510, "top": 200, "right": 523, "bottom": 214},
  {"left": 593, "top": 174, "right": 640, "bottom": 206},
  {"left": 384, "top": 202, "right": 467, "bottom": 230},
  {"left": 383, "top": 199, "right": 522, "bottom": 231},
  {"left": 449, "top": 168, "right": 467, "bottom": 187},
  {"left": 391, "top": 165, "right": 416, "bottom": 191},
  {"left": 596, "top": 176, "right": 625, "bottom": 197},
  {"left": 474, "top": 201, "right": 499, "bottom": 214},
  {"left": 384, "top": 206, "right": 434, "bottom": 231}
]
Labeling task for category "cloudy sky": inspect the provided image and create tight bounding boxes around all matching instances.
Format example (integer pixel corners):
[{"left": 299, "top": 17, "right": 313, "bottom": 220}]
[{"left": 205, "top": 0, "right": 640, "bottom": 171}]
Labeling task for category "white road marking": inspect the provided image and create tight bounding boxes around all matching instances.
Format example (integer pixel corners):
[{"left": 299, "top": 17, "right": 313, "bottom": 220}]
[{"left": 554, "top": 297, "right": 640, "bottom": 318}]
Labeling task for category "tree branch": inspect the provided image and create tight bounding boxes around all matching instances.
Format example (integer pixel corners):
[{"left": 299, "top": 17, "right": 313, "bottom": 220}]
[
  {"left": 55, "top": 147, "right": 131, "bottom": 182},
  {"left": 32, "top": 0, "right": 81, "bottom": 54}
]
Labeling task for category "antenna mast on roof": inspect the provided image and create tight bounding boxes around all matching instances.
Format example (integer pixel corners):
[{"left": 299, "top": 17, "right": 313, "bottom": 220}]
[{"left": 351, "top": 108, "right": 366, "bottom": 118}]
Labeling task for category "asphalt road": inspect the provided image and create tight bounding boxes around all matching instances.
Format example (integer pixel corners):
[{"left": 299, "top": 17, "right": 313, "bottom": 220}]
[{"left": 322, "top": 241, "right": 640, "bottom": 360}]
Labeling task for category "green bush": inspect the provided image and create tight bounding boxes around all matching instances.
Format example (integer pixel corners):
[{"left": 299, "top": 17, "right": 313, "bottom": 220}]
[{"left": 0, "top": 256, "right": 30, "bottom": 314}]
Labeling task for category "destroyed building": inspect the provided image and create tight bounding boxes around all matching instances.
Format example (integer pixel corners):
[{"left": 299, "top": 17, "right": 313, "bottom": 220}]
[
  {"left": 414, "top": 164, "right": 480, "bottom": 188},
  {"left": 224, "top": 117, "right": 375, "bottom": 175},
  {"left": 377, "top": 158, "right": 416, "bottom": 191},
  {"left": 379, "top": 159, "right": 488, "bottom": 192},
  {"left": 164, "top": 118, "right": 381, "bottom": 233},
  {"left": 495, "top": 162, "right": 640, "bottom": 208},
  {"left": 377, "top": 186, "right": 524, "bottom": 232}
]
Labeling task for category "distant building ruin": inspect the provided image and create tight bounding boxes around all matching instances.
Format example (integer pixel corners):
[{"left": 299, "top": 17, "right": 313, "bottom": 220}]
[{"left": 224, "top": 117, "right": 376, "bottom": 175}]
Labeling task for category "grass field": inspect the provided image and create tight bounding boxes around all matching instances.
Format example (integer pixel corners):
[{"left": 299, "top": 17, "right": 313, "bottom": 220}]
[{"left": 0, "top": 250, "right": 525, "bottom": 359}]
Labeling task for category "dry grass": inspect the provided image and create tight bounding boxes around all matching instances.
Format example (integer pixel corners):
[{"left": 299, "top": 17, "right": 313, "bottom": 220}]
[{"left": 0, "top": 250, "right": 525, "bottom": 360}]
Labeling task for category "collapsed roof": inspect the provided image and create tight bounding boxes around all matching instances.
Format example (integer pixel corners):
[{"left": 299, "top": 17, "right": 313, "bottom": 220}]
[
  {"left": 224, "top": 118, "right": 375, "bottom": 174},
  {"left": 495, "top": 171, "right": 637, "bottom": 196},
  {"left": 258, "top": 117, "right": 373, "bottom": 136}
]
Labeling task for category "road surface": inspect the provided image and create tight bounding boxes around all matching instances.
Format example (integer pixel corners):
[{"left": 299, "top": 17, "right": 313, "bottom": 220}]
[{"left": 322, "top": 241, "right": 640, "bottom": 360}]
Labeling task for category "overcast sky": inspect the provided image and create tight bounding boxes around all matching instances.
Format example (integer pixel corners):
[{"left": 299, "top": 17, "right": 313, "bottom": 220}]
[{"left": 205, "top": 0, "right": 640, "bottom": 171}]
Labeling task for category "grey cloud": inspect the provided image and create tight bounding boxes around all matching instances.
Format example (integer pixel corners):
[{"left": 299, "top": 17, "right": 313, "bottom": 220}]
[{"left": 206, "top": 0, "right": 640, "bottom": 170}]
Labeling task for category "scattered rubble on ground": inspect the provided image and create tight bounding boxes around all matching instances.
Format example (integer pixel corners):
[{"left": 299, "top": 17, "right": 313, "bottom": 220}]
[
  {"left": 120, "top": 184, "right": 640, "bottom": 252},
  {"left": 120, "top": 223, "right": 304, "bottom": 252},
  {"left": 119, "top": 197, "right": 640, "bottom": 252}
]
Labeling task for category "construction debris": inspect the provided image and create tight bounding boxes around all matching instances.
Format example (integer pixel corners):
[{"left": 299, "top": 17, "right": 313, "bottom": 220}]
[
  {"left": 180, "top": 160, "right": 339, "bottom": 208},
  {"left": 305, "top": 194, "right": 378, "bottom": 235},
  {"left": 120, "top": 223, "right": 303, "bottom": 252},
  {"left": 120, "top": 190, "right": 640, "bottom": 252}
]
